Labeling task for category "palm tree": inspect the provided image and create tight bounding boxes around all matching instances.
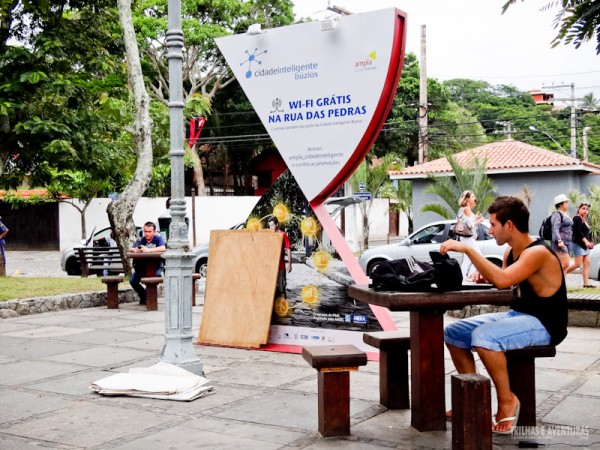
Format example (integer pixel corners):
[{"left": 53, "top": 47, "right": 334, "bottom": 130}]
[
  {"left": 580, "top": 92, "right": 599, "bottom": 111},
  {"left": 419, "top": 153, "right": 496, "bottom": 219},
  {"left": 349, "top": 153, "right": 402, "bottom": 250},
  {"left": 382, "top": 179, "right": 413, "bottom": 234}
]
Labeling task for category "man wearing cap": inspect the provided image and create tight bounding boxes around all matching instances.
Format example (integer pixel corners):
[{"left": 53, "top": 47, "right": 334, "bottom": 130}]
[{"left": 550, "top": 193, "right": 573, "bottom": 273}]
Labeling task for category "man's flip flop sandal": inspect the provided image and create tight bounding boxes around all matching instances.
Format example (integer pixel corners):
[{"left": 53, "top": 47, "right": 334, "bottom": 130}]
[{"left": 492, "top": 400, "right": 520, "bottom": 435}]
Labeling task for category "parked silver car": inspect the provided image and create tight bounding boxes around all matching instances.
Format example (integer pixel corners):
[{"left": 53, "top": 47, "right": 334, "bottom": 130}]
[
  {"left": 589, "top": 245, "right": 600, "bottom": 281},
  {"left": 358, "top": 219, "right": 508, "bottom": 276},
  {"left": 61, "top": 226, "right": 213, "bottom": 277}
]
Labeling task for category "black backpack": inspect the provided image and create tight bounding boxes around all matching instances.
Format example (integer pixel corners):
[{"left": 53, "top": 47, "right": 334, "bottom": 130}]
[
  {"left": 539, "top": 211, "right": 562, "bottom": 241},
  {"left": 369, "top": 254, "right": 463, "bottom": 293}
]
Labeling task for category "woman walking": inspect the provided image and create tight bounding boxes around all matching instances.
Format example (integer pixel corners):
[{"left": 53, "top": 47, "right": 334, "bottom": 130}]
[
  {"left": 550, "top": 194, "right": 573, "bottom": 273},
  {"left": 457, "top": 190, "right": 484, "bottom": 279},
  {"left": 567, "top": 202, "right": 595, "bottom": 287}
]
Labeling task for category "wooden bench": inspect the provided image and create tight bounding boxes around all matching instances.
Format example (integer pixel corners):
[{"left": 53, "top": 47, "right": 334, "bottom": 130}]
[
  {"left": 77, "top": 247, "right": 123, "bottom": 277},
  {"left": 302, "top": 345, "right": 367, "bottom": 437},
  {"left": 363, "top": 331, "right": 410, "bottom": 409},
  {"left": 506, "top": 345, "right": 556, "bottom": 426},
  {"left": 192, "top": 273, "right": 202, "bottom": 306},
  {"left": 101, "top": 276, "right": 124, "bottom": 309},
  {"left": 140, "top": 277, "right": 163, "bottom": 311}
]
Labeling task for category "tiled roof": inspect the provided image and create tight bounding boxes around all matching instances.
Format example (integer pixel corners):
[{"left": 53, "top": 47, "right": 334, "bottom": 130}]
[{"left": 389, "top": 139, "right": 600, "bottom": 178}]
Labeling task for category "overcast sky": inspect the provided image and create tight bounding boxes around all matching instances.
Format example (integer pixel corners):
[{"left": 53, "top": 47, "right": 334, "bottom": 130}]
[{"left": 293, "top": 1, "right": 600, "bottom": 105}]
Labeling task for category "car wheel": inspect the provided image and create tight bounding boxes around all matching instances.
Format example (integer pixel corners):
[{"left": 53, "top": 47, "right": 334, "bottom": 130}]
[
  {"left": 367, "top": 259, "right": 386, "bottom": 276},
  {"left": 65, "top": 257, "right": 82, "bottom": 276},
  {"left": 195, "top": 258, "right": 208, "bottom": 277}
]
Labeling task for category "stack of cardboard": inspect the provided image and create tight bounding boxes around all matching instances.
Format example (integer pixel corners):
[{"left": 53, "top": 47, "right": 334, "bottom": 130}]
[{"left": 90, "top": 362, "right": 214, "bottom": 401}]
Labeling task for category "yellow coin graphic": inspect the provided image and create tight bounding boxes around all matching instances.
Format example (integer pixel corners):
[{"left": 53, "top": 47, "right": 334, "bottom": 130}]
[
  {"left": 273, "top": 297, "right": 290, "bottom": 317},
  {"left": 302, "top": 285, "right": 319, "bottom": 305},
  {"left": 313, "top": 251, "right": 330, "bottom": 270},
  {"left": 272, "top": 203, "right": 289, "bottom": 223},
  {"left": 246, "top": 218, "right": 261, "bottom": 230},
  {"left": 300, "top": 217, "right": 317, "bottom": 236}
]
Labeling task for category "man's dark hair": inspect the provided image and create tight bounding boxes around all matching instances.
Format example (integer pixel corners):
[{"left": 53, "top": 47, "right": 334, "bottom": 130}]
[
  {"left": 144, "top": 221, "right": 157, "bottom": 230},
  {"left": 487, "top": 196, "right": 529, "bottom": 232},
  {"left": 268, "top": 216, "right": 279, "bottom": 226}
]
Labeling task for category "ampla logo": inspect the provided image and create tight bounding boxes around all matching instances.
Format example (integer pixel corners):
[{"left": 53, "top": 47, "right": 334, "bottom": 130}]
[
  {"left": 354, "top": 50, "right": 377, "bottom": 71},
  {"left": 241, "top": 48, "right": 268, "bottom": 79}
]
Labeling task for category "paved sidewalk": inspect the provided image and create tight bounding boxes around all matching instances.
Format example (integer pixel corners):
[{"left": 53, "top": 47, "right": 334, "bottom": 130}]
[{"left": 1, "top": 298, "right": 599, "bottom": 449}]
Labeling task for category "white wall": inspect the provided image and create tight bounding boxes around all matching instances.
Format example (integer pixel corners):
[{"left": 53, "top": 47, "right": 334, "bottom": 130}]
[
  {"left": 58, "top": 197, "right": 260, "bottom": 251},
  {"left": 57, "top": 196, "right": 403, "bottom": 252},
  {"left": 331, "top": 198, "right": 391, "bottom": 252}
]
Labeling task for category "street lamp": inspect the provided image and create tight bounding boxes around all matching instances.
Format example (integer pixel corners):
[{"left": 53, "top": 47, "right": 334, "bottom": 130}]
[
  {"left": 528, "top": 126, "right": 570, "bottom": 156},
  {"left": 161, "top": 0, "right": 203, "bottom": 374}
]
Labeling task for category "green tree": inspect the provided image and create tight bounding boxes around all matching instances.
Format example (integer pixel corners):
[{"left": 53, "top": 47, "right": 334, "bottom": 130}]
[
  {"left": 382, "top": 179, "right": 413, "bottom": 234},
  {"left": 348, "top": 153, "right": 401, "bottom": 250},
  {"left": 503, "top": 0, "right": 600, "bottom": 54},
  {"left": 132, "top": 0, "right": 294, "bottom": 195},
  {"left": 419, "top": 153, "right": 496, "bottom": 219},
  {"left": 580, "top": 92, "right": 599, "bottom": 110},
  {"left": 0, "top": 1, "right": 130, "bottom": 188},
  {"left": 374, "top": 54, "right": 486, "bottom": 165}
]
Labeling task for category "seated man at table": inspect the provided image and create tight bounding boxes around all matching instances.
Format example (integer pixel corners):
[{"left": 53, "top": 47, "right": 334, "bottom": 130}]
[
  {"left": 130, "top": 221, "right": 166, "bottom": 305},
  {"left": 440, "top": 196, "right": 567, "bottom": 434}
]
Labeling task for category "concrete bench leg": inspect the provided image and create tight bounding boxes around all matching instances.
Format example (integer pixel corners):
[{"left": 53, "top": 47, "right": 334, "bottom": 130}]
[
  {"left": 302, "top": 345, "right": 367, "bottom": 437},
  {"left": 506, "top": 346, "right": 556, "bottom": 426},
  {"left": 363, "top": 332, "right": 410, "bottom": 409},
  {"left": 192, "top": 273, "right": 202, "bottom": 307},
  {"left": 318, "top": 370, "right": 352, "bottom": 437},
  {"left": 451, "top": 374, "right": 491, "bottom": 450},
  {"left": 145, "top": 283, "right": 158, "bottom": 311},
  {"left": 379, "top": 348, "right": 409, "bottom": 409},
  {"left": 101, "top": 276, "right": 123, "bottom": 309}
]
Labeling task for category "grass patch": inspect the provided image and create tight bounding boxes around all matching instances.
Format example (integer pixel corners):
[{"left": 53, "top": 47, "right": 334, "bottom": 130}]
[
  {"left": 567, "top": 287, "right": 600, "bottom": 295},
  {"left": 0, "top": 277, "right": 106, "bottom": 301}
]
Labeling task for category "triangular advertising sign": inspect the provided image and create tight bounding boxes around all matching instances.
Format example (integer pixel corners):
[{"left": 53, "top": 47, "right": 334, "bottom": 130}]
[{"left": 216, "top": 8, "right": 407, "bottom": 202}]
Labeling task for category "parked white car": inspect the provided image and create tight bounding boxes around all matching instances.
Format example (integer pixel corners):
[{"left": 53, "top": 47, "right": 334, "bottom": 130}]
[
  {"left": 358, "top": 219, "right": 508, "bottom": 276},
  {"left": 589, "top": 245, "right": 600, "bottom": 281}
]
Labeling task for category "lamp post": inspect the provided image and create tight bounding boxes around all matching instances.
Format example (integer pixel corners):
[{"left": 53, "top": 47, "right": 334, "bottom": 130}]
[
  {"left": 161, "top": 0, "right": 203, "bottom": 375},
  {"left": 528, "top": 126, "right": 569, "bottom": 156}
]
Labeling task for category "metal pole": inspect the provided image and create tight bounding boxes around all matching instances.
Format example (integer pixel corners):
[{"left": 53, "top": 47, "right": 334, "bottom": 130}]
[
  {"left": 191, "top": 188, "right": 197, "bottom": 247},
  {"left": 161, "top": 0, "right": 203, "bottom": 374},
  {"left": 570, "top": 83, "right": 577, "bottom": 158},
  {"left": 418, "top": 24, "right": 428, "bottom": 164}
]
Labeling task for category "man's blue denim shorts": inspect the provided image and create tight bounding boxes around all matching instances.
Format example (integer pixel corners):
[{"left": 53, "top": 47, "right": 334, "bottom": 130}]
[{"left": 444, "top": 310, "right": 551, "bottom": 352}]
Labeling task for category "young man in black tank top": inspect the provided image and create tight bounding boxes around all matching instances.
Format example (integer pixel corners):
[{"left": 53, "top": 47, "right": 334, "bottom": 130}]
[{"left": 440, "top": 196, "right": 567, "bottom": 434}]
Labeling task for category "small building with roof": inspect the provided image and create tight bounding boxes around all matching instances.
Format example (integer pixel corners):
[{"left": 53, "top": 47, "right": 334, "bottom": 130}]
[{"left": 388, "top": 139, "right": 600, "bottom": 230}]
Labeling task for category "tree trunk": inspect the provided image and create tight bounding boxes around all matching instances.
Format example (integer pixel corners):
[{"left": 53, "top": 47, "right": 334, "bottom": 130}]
[
  {"left": 110, "top": 0, "right": 154, "bottom": 275},
  {"left": 362, "top": 213, "right": 370, "bottom": 250},
  {"left": 190, "top": 143, "right": 207, "bottom": 196}
]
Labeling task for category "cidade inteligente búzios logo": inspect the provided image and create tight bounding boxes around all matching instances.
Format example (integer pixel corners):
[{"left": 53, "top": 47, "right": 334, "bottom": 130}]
[{"left": 241, "top": 48, "right": 319, "bottom": 80}]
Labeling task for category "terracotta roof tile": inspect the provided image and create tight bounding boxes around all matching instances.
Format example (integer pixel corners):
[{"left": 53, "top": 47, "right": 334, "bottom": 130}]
[{"left": 389, "top": 139, "right": 600, "bottom": 178}]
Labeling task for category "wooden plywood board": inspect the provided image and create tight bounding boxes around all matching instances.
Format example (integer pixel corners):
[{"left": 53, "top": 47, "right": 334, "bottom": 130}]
[{"left": 198, "top": 229, "right": 282, "bottom": 348}]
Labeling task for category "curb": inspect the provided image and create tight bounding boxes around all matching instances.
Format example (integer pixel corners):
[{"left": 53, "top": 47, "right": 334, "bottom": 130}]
[{"left": 0, "top": 289, "right": 138, "bottom": 318}]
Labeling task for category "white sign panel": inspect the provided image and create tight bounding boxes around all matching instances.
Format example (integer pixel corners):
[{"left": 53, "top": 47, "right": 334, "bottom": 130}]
[{"left": 216, "top": 8, "right": 406, "bottom": 202}]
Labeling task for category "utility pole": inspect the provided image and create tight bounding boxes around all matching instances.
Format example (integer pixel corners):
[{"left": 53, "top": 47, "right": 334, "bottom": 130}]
[
  {"left": 418, "top": 24, "right": 428, "bottom": 164},
  {"left": 543, "top": 83, "right": 579, "bottom": 158},
  {"left": 583, "top": 127, "right": 590, "bottom": 162}
]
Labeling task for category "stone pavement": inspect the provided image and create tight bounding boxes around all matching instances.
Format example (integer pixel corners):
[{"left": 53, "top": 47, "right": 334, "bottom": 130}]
[
  {"left": 1, "top": 298, "right": 600, "bottom": 449},
  {"left": 1, "top": 250, "right": 600, "bottom": 449}
]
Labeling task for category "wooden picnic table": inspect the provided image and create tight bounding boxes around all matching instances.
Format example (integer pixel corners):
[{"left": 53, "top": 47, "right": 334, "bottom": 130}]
[
  {"left": 127, "top": 251, "right": 164, "bottom": 310},
  {"left": 348, "top": 284, "right": 513, "bottom": 432}
]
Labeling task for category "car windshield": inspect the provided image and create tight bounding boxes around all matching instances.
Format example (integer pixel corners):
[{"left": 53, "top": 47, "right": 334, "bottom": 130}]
[{"left": 411, "top": 224, "right": 446, "bottom": 244}]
